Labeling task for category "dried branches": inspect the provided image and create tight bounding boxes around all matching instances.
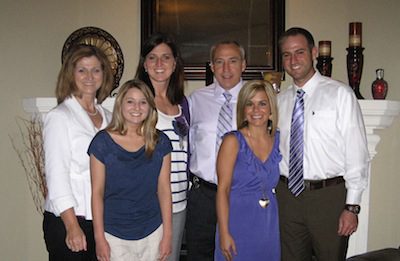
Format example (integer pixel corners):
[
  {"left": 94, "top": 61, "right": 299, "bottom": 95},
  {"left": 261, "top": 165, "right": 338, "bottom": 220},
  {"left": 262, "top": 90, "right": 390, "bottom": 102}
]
[{"left": 10, "top": 116, "right": 47, "bottom": 214}]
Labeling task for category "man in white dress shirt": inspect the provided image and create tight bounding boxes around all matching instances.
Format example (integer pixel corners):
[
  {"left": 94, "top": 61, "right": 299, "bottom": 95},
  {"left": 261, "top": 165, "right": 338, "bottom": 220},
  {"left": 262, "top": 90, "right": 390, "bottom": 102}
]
[
  {"left": 276, "top": 27, "right": 370, "bottom": 261},
  {"left": 186, "top": 40, "right": 246, "bottom": 261}
]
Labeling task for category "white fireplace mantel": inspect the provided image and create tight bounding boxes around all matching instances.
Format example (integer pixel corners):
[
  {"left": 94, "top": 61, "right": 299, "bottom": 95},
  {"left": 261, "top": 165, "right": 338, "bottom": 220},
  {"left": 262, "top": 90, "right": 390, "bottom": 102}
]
[{"left": 22, "top": 97, "right": 400, "bottom": 257}]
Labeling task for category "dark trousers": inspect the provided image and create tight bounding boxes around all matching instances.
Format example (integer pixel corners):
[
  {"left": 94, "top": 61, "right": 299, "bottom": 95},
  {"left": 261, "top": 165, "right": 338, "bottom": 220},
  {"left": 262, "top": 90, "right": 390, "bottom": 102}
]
[
  {"left": 185, "top": 179, "right": 217, "bottom": 261},
  {"left": 276, "top": 180, "right": 349, "bottom": 261},
  {"left": 43, "top": 211, "right": 97, "bottom": 261}
]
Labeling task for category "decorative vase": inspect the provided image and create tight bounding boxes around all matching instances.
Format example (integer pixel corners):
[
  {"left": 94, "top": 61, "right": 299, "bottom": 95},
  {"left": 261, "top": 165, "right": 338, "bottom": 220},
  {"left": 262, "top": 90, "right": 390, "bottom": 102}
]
[
  {"left": 371, "top": 68, "right": 388, "bottom": 99},
  {"left": 263, "top": 71, "right": 283, "bottom": 93}
]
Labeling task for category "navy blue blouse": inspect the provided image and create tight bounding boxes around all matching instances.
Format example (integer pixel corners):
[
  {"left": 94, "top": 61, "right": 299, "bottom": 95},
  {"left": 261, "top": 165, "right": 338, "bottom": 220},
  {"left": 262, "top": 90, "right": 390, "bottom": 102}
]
[{"left": 88, "top": 130, "right": 172, "bottom": 240}]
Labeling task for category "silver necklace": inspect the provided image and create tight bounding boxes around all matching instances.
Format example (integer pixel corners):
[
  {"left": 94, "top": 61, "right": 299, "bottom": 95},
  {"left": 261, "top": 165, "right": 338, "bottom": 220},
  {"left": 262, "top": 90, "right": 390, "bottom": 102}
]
[{"left": 246, "top": 130, "right": 270, "bottom": 208}]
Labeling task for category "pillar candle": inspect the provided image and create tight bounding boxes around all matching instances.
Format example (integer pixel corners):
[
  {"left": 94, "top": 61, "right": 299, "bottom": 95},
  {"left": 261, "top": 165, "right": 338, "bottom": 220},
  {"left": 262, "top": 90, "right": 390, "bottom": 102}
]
[
  {"left": 349, "top": 22, "right": 362, "bottom": 47},
  {"left": 319, "top": 41, "right": 331, "bottom": 57}
]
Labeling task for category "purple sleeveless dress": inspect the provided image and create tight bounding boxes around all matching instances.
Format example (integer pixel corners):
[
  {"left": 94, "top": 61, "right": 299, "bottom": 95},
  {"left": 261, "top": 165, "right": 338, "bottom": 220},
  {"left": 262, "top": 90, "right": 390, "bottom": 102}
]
[{"left": 215, "top": 130, "right": 281, "bottom": 261}]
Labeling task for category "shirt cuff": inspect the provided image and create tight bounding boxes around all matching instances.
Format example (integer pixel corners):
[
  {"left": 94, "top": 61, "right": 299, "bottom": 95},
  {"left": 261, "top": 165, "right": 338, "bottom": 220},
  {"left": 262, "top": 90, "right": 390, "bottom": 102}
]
[
  {"left": 346, "top": 189, "right": 363, "bottom": 205},
  {"left": 50, "top": 196, "right": 77, "bottom": 216}
]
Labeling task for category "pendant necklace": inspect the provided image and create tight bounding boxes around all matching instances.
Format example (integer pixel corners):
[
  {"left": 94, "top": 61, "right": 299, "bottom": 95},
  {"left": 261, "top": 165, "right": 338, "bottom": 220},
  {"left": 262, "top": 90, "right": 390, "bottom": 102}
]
[
  {"left": 257, "top": 167, "right": 270, "bottom": 209},
  {"left": 247, "top": 129, "right": 270, "bottom": 208}
]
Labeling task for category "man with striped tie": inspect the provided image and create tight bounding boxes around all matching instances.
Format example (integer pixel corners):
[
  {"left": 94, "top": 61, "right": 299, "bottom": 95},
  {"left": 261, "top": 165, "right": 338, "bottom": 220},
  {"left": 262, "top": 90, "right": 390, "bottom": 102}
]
[
  {"left": 186, "top": 40, "right": 246, "bottom": 261},
  {"left": 276, "top": 27, "right": 370, "bottom": 261}
]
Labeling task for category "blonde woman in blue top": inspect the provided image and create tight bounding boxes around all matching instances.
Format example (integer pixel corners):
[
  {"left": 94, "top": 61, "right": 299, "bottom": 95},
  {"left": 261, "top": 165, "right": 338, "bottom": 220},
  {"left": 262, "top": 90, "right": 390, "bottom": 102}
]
[{"left": 89, "top": 79, "right": 173, "bottom": 261}]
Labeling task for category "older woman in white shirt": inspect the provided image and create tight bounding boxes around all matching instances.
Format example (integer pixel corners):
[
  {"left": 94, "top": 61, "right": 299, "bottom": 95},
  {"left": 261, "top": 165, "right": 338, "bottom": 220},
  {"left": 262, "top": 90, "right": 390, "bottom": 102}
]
[{"left": 42, "top": 45, "right": 114, "bottom": 261}]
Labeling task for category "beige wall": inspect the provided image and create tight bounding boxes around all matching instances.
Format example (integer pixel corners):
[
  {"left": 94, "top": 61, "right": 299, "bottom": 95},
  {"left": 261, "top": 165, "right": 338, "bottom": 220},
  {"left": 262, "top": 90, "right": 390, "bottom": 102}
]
[{"left": 0, "top": 0, "right": 398, "bottom": 259}]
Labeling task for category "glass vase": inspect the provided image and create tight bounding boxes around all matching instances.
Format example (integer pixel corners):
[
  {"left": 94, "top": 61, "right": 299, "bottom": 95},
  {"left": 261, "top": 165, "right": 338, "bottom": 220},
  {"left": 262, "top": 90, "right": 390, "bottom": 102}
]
[{"left": 371, "top": 69, "right": 388, "bottom": 99}]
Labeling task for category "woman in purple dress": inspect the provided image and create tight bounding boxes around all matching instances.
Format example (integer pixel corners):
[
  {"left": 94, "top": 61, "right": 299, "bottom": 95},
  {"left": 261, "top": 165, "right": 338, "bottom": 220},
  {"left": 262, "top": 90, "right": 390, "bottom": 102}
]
[{"left": 215, "top": 80, "right": 281, "bottom": 261}]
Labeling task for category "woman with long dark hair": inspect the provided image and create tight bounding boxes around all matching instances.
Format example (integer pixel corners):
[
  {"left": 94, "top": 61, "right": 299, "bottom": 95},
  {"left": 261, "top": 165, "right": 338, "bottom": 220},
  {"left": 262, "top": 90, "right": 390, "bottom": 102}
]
[{"left": 135, "top": 32, "right": 189, "bottom": 261}]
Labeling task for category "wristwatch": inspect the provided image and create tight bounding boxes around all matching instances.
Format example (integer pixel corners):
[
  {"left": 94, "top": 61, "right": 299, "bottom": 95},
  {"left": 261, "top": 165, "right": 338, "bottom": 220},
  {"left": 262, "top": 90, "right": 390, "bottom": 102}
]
[{"left": 345, "top": 204, "right": 361, "bottom": 215}]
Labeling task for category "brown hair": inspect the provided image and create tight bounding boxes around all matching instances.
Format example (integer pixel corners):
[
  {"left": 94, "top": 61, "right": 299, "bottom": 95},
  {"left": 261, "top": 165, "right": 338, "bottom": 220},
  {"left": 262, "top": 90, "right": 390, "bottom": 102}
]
[
  {"left": 278, "top": 27, "right": 315, "bottom": 52},
  {"left": 55, "top": 45, "right": 114, "bottom": 104},
  {"left": 135, "top": 32, "right": 185, "bottom": 105}
]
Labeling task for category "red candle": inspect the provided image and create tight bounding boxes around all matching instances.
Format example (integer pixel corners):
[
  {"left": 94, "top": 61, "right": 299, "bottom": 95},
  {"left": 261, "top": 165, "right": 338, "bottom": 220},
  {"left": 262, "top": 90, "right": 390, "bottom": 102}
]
[
  {"left": 349, "top": 22, "right": 362, "bottom": 47},
  {"left": 318, "top": 41, "right": 331, "bottom": 57}
]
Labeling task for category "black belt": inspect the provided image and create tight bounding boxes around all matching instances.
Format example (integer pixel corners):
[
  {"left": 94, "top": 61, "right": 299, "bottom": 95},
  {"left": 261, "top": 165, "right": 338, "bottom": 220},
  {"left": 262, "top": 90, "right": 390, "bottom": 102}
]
[
  {"left": 279, "top": 176, "right": 344, "bottom": 191},
  {"left": 191, "top": 175, "right": 217, "bottom": 191}
]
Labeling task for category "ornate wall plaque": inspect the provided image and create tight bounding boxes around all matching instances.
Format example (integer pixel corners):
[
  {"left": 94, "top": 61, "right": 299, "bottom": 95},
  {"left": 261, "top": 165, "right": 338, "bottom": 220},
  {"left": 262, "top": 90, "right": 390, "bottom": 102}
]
[{"left": 62, "top": 26, "right": 124, "bottom": 92}]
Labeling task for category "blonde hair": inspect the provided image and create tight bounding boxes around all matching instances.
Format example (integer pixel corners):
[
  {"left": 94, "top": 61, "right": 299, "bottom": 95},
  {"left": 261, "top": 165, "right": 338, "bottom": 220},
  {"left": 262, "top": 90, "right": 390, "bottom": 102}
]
[
  {"left": 236, "top": 80, "right": 278, "bottom": 136},
  {"left": 106, "top": 79, "right": 159, "bottom": 157},
  {"left": 56, "top": 45, "right": 114, "bottom": 104}
]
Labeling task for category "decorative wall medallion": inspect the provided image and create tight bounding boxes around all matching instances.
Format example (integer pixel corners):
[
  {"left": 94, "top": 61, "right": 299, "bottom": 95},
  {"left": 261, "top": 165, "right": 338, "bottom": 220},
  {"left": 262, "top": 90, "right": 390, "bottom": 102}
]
[{"left": 62, "top": 26, "right": 124, "bottom": 92}]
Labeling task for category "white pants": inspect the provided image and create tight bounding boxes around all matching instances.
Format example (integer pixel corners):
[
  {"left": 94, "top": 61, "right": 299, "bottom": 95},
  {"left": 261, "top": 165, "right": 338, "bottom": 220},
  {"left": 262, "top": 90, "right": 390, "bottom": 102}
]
[{"left": 105, "top": 225, "right": 163, "bottom": 261}]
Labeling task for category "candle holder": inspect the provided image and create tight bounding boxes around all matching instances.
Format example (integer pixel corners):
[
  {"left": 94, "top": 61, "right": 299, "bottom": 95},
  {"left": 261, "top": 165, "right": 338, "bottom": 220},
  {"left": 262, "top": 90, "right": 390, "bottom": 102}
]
[
  {"left": 347, "top": 22, "right": 364, "bottom": 99},
  {"left": 317, "top": 40, "right": 333, "bottom": 77},
  {"left": 346, "top": 46, "right": 364, "bottom": 99},
  {"left": 317, "top": 56, "right": 333, "bottom": 77}
]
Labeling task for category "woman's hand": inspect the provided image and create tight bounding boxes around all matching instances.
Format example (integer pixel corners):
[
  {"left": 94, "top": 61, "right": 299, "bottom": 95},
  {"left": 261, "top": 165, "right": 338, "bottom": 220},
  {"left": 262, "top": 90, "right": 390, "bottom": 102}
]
[
  {"left": 219, "top": 232, "right": 237, "bottom": 261},
  {"left": 65, "top": 222, "right": 87, "bottom": 252},
  {"left": 158, "top": 235, "right": 171, "bottom": 261},
  {"left": 157, "top": 153, "right": 172, "bottom": 261},
  {"left": 95, "top": 237, "right": 111, "bottom": 261},
  {"left": 216, "top": 135, "right": 239, "bottom": 261},
  {"left": 61, "top": 208, "right": 87, "bottom": 252}
]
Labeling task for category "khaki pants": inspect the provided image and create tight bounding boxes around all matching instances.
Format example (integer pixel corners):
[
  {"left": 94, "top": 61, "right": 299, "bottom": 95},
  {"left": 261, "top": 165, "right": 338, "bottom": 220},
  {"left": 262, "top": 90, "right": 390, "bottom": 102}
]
[{"left": 105, "top": 225, "right": 163, "bottom": 261}]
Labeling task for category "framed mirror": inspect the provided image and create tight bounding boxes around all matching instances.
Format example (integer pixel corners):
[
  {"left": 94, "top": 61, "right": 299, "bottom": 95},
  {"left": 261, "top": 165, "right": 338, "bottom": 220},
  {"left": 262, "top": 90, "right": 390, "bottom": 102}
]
[{"left": 141, "top": 0, "right": 285, "bottom": 80}]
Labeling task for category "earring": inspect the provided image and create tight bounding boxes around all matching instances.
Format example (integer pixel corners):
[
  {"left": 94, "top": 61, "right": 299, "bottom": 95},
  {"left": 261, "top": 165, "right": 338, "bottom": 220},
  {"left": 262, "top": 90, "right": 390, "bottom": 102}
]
[{"left": 267, "top": 119, "right": 272, "bottom": 134}]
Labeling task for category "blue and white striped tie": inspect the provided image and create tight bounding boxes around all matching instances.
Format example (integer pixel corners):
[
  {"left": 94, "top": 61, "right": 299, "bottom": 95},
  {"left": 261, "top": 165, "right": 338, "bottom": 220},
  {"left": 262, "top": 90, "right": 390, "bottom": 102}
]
[
  {"left": 288, "top": 89, "right": 305, "bottom": 196},
  {"left": 216, "top": 92, "right": 233, "bottom": 152}
]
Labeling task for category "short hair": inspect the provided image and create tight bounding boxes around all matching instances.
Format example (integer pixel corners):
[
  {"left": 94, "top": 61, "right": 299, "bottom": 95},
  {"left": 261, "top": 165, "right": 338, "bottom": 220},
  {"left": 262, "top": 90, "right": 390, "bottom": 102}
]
[
  {"left": 55, "top": 45, "right": 114, "bottom": 104},
  {"left": 236, "top": 80, "right": 278, "bottom": 136},
  {"left": 278, "top": 27, "right": 315, "bottom": 52},
  {"left": 135, "top": 32, "right": 185, "bottom": 105},
  {"left": 210, "top": 40, "right": 246, "bottom": 63},
  {"left": 106, "top": 79, "right": 159, "bottom": 157}
]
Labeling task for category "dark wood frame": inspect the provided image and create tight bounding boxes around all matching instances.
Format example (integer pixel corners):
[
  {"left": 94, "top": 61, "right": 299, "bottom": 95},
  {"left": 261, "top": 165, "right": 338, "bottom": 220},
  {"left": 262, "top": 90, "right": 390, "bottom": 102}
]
[{"left": 141, "top": 0, "right": 285, "bottom": 80}]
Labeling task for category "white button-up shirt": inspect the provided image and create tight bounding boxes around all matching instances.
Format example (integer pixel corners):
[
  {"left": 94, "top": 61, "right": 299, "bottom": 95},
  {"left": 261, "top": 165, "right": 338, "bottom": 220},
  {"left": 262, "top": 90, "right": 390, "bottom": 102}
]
[
  {"left": 43, "top": 96, "right": 111, "bottom": 219},
  {"left": 277, "top": 71, "right": 370, "bottom": 204},
  {"left": 188, "top": 80, "right": 243, "bottom": 185}
]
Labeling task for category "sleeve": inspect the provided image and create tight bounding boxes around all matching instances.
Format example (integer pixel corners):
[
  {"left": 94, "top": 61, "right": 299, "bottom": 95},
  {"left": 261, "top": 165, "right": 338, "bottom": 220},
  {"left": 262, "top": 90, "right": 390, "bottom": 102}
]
[
  {"left": 338, "top": 88, "right": 370, "bottom": 204},
  {"left": 158, "top": 131, "right": 173, "bottom": 157},
  {"left": 87, "top": 130, "right": 106, "bottom": 164},
  {"left": 43, "top": 109, "right": 76, "bottom": 215}
]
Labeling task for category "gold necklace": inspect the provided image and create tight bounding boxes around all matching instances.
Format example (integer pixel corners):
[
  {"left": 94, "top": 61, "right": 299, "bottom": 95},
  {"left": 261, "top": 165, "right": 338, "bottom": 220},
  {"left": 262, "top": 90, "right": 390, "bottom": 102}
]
[{"left": 86, "top": 108, "right": 98, "bottom": 116}]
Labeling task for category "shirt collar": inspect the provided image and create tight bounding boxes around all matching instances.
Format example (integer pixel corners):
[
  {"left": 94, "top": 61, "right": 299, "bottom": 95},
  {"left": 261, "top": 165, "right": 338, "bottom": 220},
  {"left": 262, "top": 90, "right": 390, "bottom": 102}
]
[
  {"left": 291, "top": 70, "right": 322, "bottom": 98},
  {"left": 213, "top": 79, "right": 243, "bottom": 100}
]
